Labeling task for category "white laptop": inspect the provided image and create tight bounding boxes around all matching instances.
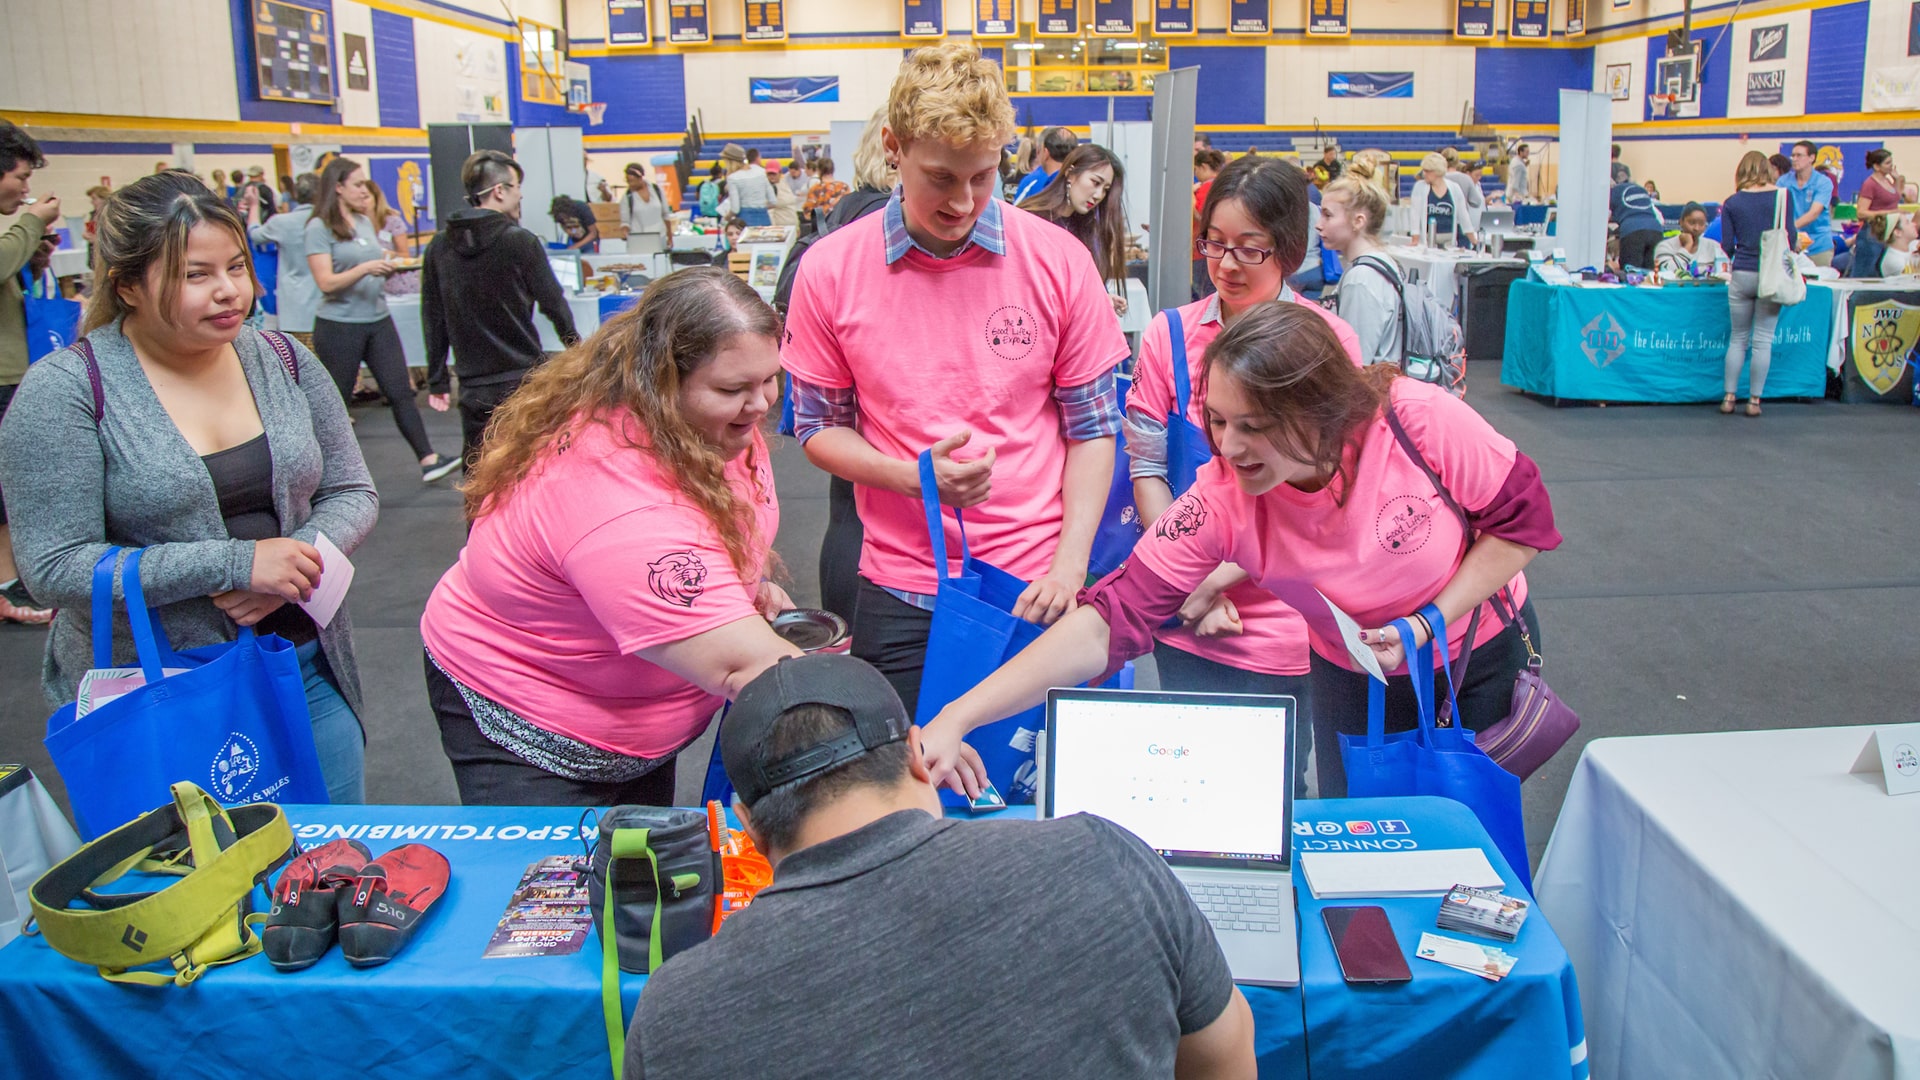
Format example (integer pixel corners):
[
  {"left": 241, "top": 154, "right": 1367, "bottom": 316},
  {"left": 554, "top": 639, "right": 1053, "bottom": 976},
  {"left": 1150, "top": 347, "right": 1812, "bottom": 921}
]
[{"left": 1040, "top": 688, "right": 1300, "bottom": 987}]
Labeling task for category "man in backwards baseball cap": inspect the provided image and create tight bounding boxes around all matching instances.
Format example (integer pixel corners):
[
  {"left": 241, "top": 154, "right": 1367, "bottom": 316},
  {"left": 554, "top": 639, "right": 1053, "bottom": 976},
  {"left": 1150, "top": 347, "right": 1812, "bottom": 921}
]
[{"left": 624, "top": 653, "right": 1254, "bottom": 1080}]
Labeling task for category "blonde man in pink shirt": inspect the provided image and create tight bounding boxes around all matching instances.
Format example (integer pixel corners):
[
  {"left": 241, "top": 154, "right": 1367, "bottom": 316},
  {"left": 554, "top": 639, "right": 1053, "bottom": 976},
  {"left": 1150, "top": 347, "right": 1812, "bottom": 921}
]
[
  {"left": 1128, "top": 154, "right": 1365, "bottom": 799},
  {"left": 784, "top": 43, "right": 1131, "bottom": 712},
  {"left": 922, "top": 303, "right": 1560, "bottom": 800}
]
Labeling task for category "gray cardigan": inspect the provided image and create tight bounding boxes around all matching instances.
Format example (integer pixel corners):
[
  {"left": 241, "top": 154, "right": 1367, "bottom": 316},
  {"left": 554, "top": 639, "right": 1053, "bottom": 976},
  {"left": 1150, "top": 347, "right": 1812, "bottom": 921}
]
[{"left": 0, "top": 320, "right": 379, "bottom": 718}]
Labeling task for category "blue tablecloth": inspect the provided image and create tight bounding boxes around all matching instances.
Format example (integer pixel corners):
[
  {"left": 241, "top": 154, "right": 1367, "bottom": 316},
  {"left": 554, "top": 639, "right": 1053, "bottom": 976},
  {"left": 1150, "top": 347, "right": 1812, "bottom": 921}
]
[
  {"left": 0, "top": 798, "right": 1583, "bottom": 1079},
  {"left": 1501, "top": 278, "right": 1833, "bottom": 403}
]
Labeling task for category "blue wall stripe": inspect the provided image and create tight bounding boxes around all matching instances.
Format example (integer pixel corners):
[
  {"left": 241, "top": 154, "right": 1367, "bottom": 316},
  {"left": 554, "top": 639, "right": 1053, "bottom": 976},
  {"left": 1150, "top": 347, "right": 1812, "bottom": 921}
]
[
  {"left": 1805, "top": 1, "right": 1867, "bottom": 115},
  {"left": 1476, "top": 46, "right": 1594, "bottom": 124},
  {"left": 371, "top": 8, "right": 420, "bottom": 130},
  {"left": 578, "top": 53, "right": 687, "bottom": 136},
  {"left": 1171, "top": 45, "right": 1266, "bottom": 126},
  {"left": 39, "top": 141, "right": 176, "bottom": 155}
]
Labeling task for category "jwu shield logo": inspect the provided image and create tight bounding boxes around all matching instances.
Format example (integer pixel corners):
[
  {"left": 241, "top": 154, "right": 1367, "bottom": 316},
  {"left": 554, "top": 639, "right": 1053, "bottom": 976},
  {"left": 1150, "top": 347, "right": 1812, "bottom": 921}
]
[
  {"left": 1579, "top": 312, "right": 1626, "bottom": 368},
  {"left": 1851, "top": 301, "right": 1920, "bottom": 396}
]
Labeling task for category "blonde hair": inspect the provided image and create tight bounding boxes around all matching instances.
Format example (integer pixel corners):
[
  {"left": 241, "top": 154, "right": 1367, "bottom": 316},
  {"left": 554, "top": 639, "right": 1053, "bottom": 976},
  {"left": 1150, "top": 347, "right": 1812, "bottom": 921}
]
[
  {"left": 851, "top": 107, "right": 897, "bottom": 192},
  {"left": 1324, "top": 177, "right": 1386, "bottom": 240},
  {"left": 1420, "top": 152, "right": 1448, "bottom": 175},
  {"left": 1734, "top": 150, "right": 1772, "bottom": 190},
  {"left": 887, "top": 42, "right": 1016, "bottom": 149}
]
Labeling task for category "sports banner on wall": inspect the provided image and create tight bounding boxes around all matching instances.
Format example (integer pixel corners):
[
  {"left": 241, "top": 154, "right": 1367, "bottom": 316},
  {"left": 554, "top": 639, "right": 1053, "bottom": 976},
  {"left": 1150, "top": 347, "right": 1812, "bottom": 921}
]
[
  {"left": 1329, "top": 71, "right": 1414, "bottom": 98},
  {"left": 975, "top": 0, "right": 1017, "bottom": 38},
  {"left": 1094, "top": 0, "right": 1136, "bottom": 35},
  {"left": 903, "top": 0, "right": 943, "bottom": 36},
  {"left": 1156, "top": 0, "right": 1197, "bottom": 35},
  {"left": 750, "top": 76, "right": 839, "bottom": 103},
  {"left": 1510, "top": 0, "right": 1550, "bottom": 39},
  {"left": 668, "top": 1, "right": 709, "bottom": 44},
  {"left": 1308, "top": 0, "right": 1351, "bottom": 37},
  {"left": 1037, "top": 0, "right": 1080, "bottom": 36},
  {"left": 607, "top": 0, "right": 650, "bottom": 46},
  {"left": 1566, "top": 0, "right": 1586, "bottom": 37},
  {"left": 1455, "top": 0, "right": 1495, "bottom": 38},
  {"left": 743, "top": 0, "right": 785, "bottom": 41},
  {"left": 1228, "top": 0, "right": 1272, "bottom": 35}
]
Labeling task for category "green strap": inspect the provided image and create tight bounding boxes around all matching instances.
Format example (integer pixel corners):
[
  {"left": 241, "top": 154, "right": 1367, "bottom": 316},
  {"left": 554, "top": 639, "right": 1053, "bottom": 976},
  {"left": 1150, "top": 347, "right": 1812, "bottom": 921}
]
[{"left": 602, "top": 829, "right": 666, "bottom": 1080}]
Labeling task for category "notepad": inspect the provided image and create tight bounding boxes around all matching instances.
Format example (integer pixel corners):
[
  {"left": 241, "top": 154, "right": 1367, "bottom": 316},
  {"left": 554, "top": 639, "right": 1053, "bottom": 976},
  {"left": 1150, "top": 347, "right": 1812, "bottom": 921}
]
[{"left": 1300, "top": 849, "right": 1504, "bottom": 899}]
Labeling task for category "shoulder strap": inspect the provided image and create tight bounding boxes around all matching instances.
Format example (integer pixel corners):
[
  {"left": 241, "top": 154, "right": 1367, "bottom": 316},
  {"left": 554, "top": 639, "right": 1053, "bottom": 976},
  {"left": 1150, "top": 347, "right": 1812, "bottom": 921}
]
[
  {"left": 74, "top": 339, "right": 104, "bottom": 424},
  {"left": 257, "top": 330, "right": 302, "bottom": 383},
  {"left": 1166, "top": 307, "right": 1192, "bottom": 418},
  {"left": 1355, "top": 255, "right": 1412, "bottom": 369}
]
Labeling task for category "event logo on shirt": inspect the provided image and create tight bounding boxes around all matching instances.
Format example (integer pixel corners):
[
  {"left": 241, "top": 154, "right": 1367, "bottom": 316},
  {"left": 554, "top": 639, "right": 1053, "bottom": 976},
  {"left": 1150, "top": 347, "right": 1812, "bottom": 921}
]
[
  {"left": 983, "top": 305, "right": 1038, "bottom": 361},
  {"left": 647, "top": 551, "right": 708, "bottom": 607},
  {"left": 1749, "top": 24, "right": 1787, "bottom": 62},
  {"left": 1156, "top": 493, "right": 1209, "bottom": 540},
  {"left": 1579, "top": 312, "right": 1626, "bottom": 368},
  {"left": 1375, "top": 496, "right": 1433, "bottom": 555}
]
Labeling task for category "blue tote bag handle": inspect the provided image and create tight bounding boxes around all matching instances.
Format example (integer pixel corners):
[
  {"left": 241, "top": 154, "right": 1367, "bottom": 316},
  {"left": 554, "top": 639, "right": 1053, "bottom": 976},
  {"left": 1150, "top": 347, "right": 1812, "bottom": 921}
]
[
  {"left": 918, "top": 449, "right": 978, "bottom": 590},
  {"left": 1162, "top": 308, "right": 1214, "bottom": 498}
]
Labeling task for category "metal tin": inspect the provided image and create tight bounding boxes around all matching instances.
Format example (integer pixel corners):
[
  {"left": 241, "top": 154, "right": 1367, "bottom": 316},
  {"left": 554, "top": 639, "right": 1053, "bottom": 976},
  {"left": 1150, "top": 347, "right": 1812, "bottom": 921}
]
[{"left": 769, "top": 608, "right": 851, "bottom": 654}]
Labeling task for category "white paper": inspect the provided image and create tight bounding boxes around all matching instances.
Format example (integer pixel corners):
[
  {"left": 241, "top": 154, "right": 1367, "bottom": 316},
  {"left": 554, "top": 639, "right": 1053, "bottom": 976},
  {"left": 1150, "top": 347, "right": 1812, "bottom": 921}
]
[
  {"left": 1849, "top": 723, "right": 1920, "bottom": 796},
  {"left": 1300, "top": 848, "right": 1503, "bottom": 899},
  {"left": 297, "top": 533, "right": 355, "bottom": 630},
  {"left": 1415, "top": 931, "right": 1515, "bottom": 981},
  {"left": 1318, "top": 589, "right": 1386, "bottom": 682}
]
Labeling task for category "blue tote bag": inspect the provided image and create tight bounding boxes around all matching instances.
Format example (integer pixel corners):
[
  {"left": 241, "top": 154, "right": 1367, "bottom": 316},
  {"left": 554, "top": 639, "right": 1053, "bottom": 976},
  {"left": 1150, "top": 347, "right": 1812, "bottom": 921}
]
[
  {"left": 1086, "top": 308, "right": 1217, "bottom": 577},
  {"left": 1337, "top": 606, "right": 1530, "bottom": 889},
  {"left": 20, "top": 268, "right": 82, "bottom": 363},
  {"left": 44, "top": 548, "right": 329, "bottom": 839}
]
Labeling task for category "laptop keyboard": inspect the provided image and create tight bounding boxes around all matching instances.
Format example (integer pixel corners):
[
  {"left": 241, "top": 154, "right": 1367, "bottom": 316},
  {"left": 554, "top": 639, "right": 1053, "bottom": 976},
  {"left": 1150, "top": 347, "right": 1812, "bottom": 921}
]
[{"left": 1186, "top": 881, "right": 1288, "bottom": 934}]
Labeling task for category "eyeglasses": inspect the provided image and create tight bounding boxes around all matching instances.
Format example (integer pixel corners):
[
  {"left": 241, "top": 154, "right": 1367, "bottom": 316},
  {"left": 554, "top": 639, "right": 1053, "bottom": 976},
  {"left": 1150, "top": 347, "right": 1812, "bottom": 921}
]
[{"left": 1195, "top": 238, "right": 1276, "bottom": 265}]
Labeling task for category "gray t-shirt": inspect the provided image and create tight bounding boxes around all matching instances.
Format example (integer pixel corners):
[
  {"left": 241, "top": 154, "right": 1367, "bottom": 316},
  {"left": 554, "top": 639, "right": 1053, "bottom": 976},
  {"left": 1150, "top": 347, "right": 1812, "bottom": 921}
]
[
  {"left": 304, "top": 213, "right": 388, "bottom": 323},
  {"left": 1339, "top": 253, "right": 1405, "bottom": 367},
  {"left": 625, "top": 810, "right": 1234, "bottom": 1080}
]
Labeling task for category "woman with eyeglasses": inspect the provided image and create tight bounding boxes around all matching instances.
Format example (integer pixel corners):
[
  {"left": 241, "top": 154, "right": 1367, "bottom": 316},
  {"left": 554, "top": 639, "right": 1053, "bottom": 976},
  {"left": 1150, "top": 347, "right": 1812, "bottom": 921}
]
[{"left": 1123, "top": 154, "right": 1363, "bottom": 796}]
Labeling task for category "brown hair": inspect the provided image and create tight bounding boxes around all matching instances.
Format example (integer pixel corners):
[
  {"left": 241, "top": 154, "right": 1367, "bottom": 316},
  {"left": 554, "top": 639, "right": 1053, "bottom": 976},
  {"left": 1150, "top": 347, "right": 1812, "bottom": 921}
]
[
  {"left": 1204, "top": 302, "right": 1398, "bottom": 506},
  {"left": 1018, "top": 143, "right": 1128, "bottom": 287},
  {"left": 1323, "top": 177, "right": 1386, "bottom": 241},
  {"left": 1735, "top": 150, "right": 1773, "bottom": 190},
  {"left": 312, "top": 156, "right": 367, "bottom": 241},
  {"left": 1199, "top": 154, "right": 1314, "bottom": 277},
  {"left": 462, "top": 268, "right": 782, "bottom": 579},
  {"left": 83, "top": 170, "right": 258, "bottom": 335}
]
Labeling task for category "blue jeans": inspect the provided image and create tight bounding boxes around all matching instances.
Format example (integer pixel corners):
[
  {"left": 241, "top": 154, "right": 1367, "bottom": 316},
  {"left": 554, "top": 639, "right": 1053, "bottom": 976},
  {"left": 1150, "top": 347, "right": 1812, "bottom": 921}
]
[
  {"left": 297, "top": 640, "right": 365, "bottom": 804},
  {"left": 737, "top": 207, "right": 772, "bottom": 227}
]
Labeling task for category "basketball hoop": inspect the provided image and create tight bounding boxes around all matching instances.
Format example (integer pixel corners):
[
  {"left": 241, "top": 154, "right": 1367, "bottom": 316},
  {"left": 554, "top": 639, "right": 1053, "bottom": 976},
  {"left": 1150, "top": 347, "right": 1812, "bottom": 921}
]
[
  {"left": 567, "top": 100, "right": 608, "bottom": 126},
  {"left": 1649, "top": 93, "right": 1674, "bottom": 118}
]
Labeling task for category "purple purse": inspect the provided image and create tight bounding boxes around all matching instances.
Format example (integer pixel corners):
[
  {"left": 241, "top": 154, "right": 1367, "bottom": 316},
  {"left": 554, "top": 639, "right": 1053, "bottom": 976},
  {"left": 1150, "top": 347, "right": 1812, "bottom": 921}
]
[{"left": 1385, "top": 407, "right": 1579, "bottom": 781}]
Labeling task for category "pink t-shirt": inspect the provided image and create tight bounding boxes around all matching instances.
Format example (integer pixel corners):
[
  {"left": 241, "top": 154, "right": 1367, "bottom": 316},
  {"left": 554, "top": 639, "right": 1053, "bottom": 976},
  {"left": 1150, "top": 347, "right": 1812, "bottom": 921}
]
[
  {"left": 1129, "top": 379, "right": 1529, "bottom": 675},
  {"left": 421, "top": 416, "right": 778, "bottom": 758},
  {"left": 1126, "top": 292, "right": 1365, "bottom": 676},
  {"left": 782, "top": 206, "right": 1131, "bottom": 593}
]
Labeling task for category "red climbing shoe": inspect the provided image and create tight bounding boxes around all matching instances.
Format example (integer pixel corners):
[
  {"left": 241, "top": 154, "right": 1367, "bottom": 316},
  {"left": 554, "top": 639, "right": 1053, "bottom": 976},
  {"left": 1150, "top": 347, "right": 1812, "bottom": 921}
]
[
  {"left": 264, "top": 838, "right": 372, "bottom": 971},
  {"left": 337, "top": 844, "right": 451, "bottom": 968}
]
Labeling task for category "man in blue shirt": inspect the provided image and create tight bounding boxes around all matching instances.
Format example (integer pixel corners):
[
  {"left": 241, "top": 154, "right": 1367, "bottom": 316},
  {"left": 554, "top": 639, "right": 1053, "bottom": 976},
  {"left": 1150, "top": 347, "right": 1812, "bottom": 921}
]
[
  {"left": 1784, "top": 139, "right": 1834, "bottom": 265},
  {"left": 1013, "top": 127, "right": 1076, "bottom": 204}
]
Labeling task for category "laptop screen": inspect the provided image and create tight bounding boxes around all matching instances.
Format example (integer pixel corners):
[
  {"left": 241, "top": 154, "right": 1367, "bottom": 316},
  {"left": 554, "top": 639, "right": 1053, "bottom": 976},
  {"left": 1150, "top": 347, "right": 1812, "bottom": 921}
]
[
  {"left": 1045, "top": 690, "right": 1294, "bottom": 871},
  {"left": 549, "top": 254, "right": 581, "bottom": 292}
]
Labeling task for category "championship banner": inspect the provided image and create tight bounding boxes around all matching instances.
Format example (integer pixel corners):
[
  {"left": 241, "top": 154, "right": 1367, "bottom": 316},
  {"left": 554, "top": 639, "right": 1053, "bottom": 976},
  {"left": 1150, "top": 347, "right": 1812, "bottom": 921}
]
[
  {"left": 1566, "top": 0, "right": 1586, "bottom": 37},
  {"left": 1155, "top": 0, "right": 1196, "bottom": 35},
  {"left": 1510, "top": 0, "right": 1550, "bottom": 39},
  {"left": 1093, "top": 0, "right": 1136, "bottom": 35},
  {"left": 1308, "top": 0, "right": 1350, "bottom": 37},
  {"left": 743, "top": 0, "right": 785, "bottom": 41},
  {"left": 750, "top": 76, "right": 839, "bottom": 103},
  {"left": 607, "top": 0, "right": 650, "bottom": 46},
  {"left": 1455, "top": 0, "right": 1494, "bottom": 37},
  {"left": 1849, "top": 298, "right": 1920, "bottom": 398},
  {"left": 1228, "top": 0, "right": 1272, "bottom": 35},
  {"left": 975, "top": 0, "right": 1017, "bottom": 37},
  {"left": 903, "top": 0, "right": 944, "bottom": 37},
  {"left": 1037, "top": 0, "right": 1080, "bottom": 36},
  {"left": 668, "top": 0, "right": 709, "bottom": 44}
]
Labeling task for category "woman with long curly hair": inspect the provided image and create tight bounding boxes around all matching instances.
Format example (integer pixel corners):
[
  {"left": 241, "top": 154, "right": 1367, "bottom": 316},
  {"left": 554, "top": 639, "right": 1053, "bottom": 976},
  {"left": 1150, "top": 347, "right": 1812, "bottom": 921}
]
[
  {"left": 420, "top": 268, "right": 804, "bottom": 805},
  {"left": 1018, "top": 143, "right": 1131, "bottom": 315}
]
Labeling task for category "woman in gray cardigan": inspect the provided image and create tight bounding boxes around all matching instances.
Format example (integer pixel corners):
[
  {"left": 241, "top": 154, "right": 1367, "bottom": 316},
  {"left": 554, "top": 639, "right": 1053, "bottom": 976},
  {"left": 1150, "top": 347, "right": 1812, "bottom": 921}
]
[{"left": 0, "top": 171, "right": 379, "bottom": 802}]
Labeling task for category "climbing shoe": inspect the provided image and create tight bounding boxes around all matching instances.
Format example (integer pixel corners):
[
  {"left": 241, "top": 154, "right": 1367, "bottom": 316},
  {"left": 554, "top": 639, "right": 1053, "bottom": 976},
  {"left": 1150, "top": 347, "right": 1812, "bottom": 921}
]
[
  {"left": 263, "top": 838, "right": 371, "bottom": 971},
  {"left": 337, "top": 844, "right": 451, "bottom": 968}
]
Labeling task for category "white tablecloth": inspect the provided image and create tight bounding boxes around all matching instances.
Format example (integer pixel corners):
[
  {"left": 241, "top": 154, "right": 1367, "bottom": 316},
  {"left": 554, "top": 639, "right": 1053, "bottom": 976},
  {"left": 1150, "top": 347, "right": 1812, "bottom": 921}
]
[
  {"left": 1385, "top": 247, "right": 1526, "bottom": 309},
  {"left": 384, "top": 293, "right": 605, "bottom": 368},
  {"left": 49, "top": 248, "right": 90, "bottom": 278},
  {"left": 1535, "top": 728, "right": 1920, "bottom": 1080}
]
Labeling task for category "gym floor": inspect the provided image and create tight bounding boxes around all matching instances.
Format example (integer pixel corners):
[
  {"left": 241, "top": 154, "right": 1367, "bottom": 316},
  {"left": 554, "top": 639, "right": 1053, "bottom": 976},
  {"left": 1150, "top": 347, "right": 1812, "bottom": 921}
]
[{"left": 2, "top": 358, "right": 1913, "bottom": 867}]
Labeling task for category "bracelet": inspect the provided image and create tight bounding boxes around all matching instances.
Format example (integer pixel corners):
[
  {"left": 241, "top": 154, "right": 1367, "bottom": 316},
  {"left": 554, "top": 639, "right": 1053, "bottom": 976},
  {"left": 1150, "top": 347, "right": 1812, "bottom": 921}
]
[{"left": 1408, "top": 610, "right": 1433, "bottom": 647}]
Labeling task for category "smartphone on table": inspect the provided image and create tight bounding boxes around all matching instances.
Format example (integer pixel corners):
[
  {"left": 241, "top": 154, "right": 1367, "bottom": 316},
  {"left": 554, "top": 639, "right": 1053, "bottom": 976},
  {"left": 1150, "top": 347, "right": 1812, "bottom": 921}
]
[{"left": 1322, "top": 905, "right": 1412, "bottom": 984}]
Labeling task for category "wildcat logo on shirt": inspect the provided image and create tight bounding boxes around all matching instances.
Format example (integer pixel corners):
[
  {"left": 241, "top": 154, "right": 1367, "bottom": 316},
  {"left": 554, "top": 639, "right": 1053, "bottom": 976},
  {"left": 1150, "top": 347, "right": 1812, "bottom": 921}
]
[
  {"left": 1155, "top": 494, "right": 1208, "bottom": 540},
  {"left": 1376, "top": 496, "right": 1433, "bottom": 555},
  {"left": 983, "top": 305, "right": 1038, "bottom": 361},
  {"left": 648, "top": 552, "right": 708, "bottom": 607}
]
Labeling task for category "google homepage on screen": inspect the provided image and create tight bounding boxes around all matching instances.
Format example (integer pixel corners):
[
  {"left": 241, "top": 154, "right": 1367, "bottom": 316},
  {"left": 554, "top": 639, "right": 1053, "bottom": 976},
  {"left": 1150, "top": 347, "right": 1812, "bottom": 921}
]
[{"left": 1049, "top": 698, "right": 1291, "bottom": 863}]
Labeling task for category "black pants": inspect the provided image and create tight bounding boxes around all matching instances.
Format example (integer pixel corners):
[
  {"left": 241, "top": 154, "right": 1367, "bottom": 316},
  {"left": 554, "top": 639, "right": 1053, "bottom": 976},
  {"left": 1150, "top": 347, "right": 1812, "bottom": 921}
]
[
  {"left": 424, "top": 651, "right": 678, "bottom": 807},
  {"left": 312, "top": 316, "right": 433, "bottom": 459},
  {"left": 456, "top": 375, "right": 526, "bottom": 470},
  {"left": 1155, "top": 643, "right": 1314, "bottom": 798},
  {"left": 1308, "top": 597, "right": 1540, "bottom": 799},
  {"left": 818, "top": 476, "right": 864, "bottom": 623},
  {"left": 852, "top": 578, "right": 933, "bottom": 715},
  {"left": 1618, "top": 230, "right": 1664, "bottom": 272}
]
